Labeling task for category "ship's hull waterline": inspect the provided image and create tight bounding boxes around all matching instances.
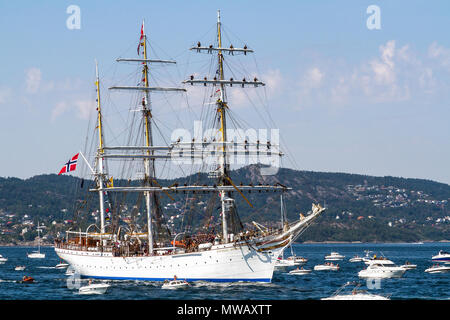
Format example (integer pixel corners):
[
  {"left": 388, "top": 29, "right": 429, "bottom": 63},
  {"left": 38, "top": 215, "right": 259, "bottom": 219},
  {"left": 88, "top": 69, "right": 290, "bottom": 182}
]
[{"left": 55, "top": 244, "right": 283, "bottom": 282}]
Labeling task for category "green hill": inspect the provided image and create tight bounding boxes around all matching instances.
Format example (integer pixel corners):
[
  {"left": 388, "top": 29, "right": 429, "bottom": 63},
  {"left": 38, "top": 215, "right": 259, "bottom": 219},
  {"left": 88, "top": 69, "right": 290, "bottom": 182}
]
[{"left": 0, "top": 165, "right": 449, "bottom": 244}]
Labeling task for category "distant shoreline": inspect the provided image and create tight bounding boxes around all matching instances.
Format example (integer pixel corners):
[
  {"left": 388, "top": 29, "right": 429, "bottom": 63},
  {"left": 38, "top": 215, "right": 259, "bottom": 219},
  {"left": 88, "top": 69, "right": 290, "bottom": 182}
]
[{"left": 0, "top": 239, "right": 449, "bottom": 247}]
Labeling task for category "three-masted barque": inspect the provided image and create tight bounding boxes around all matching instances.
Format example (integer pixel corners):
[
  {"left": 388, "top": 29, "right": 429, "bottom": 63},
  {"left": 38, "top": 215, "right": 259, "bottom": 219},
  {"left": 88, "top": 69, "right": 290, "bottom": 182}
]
[{"left": 54, "top": 11, "right": 325, "bottom": 282}]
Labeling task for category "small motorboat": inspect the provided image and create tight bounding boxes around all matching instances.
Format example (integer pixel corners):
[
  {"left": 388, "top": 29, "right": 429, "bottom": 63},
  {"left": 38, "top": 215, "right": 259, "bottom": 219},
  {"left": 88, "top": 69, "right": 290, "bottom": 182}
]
[
  {"left": 314, "top": 262, "right": 340, "bottom": 271},
  {"left": 15, "top": 266, "right": 26, "bottom": 271},
  {"left": 21, "top": 276, "right": 35, "bottom": 283},
  {"left": 358, "top": 263, "right": 406, "bottom": 279},
  {"left": 363, "top": 254, "right": 395, "bottom": 266},
  {"left": 274, "top": 257, "right": 295, "bottom": 268},
  {"left": 400, "top": 261, "right": 417, "bottom": 269},
  {"left": 321, "top": 282, "right": 390, "bottom": 300},
  {"left": 349, "top": 255, "right": 364, "bottom": 262},
  {"left": 162, "top": 276, "right": 190, "bottom": 289},
  {"left": 324, "top": 252, "right": 345, "bottom": 261},
  {"left": 55, "top": 262, "right": 69, "bottom": 269},
  {"left": 286, "top": 255, "right": 308, "bottom": 265},
  {"left": 431, "top": 250, "right": 450, "bottom": 264},
  {"left": 425, "top": 264, "right": 450, "bottom": 274},
  {"left": 0, "top": 254, "right": 7, "bottom": 263},
  {"left": 288, "top": 267, "right": 312, "bottom": 275},
  {"left": 78, "top": 280, "right": 110, "bottom": 295}
]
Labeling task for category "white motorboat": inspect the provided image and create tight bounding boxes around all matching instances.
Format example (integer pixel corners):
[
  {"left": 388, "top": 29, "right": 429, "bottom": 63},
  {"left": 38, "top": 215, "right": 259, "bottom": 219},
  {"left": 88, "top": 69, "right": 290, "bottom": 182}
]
[
  {"left": 425, "top": 264, "right": 450, "bottom": 274},
  {"left": 358, "top": 263, "right": 406, "bottom": 279},
  {"left": 288, "top": 267, "right": 312, "bottom": 275},
  {"left": 0, "top": 254, "right": 7, "bottom": 263},
  {"left": 363, "top": 253, "right": 395, "bottom": 265},
  {"left": 78, "top": 281, "right": 110, "bottom": 294},
  {"left": 324, "top": 252, "right": 345, "bottom": 261},
  {"left": 55, "top": 262, "right": 69, "bottom": 269},
  {"left": 349, "top": 255, "right": 364, "bottom": 262},
  {"left": 161, "top": 279, "right": 190, "bottom": 289},
  {"left": 431, "top": 250, "right": 450, "bottom": 264},
  {"left": 274, "top": 256, "right": 296, "bottom": 268},
  {"left": 400, "top": 261, "right": 417, "bottom": 269},
  {"left": 275, "top": 255, "right": 308, "bottom": 269},
  {"left": 314, "top": 263, "right": 340, "bottom": 271},
  {"left": 15, "top": 266, "right": 26, "bottom": 271},
  {"left": 321, "top": 282, "right": 390, "bottom": 300},
  {"left": 286, "top": 255, "right": 308, "bottom": 265}
]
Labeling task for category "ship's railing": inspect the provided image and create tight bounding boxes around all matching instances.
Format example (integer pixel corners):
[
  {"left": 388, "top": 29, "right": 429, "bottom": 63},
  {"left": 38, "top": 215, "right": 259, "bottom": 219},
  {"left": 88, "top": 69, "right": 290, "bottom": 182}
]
[{"left": 54, "top": 226, "right": 287, "bottom": 256}]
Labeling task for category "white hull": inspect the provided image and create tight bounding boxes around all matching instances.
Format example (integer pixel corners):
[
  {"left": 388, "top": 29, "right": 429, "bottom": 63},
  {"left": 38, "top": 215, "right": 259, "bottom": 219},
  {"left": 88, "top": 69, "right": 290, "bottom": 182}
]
[
  {"left": 79, "top": 283, "right": 110, "bottom": 295},
  {"left": 322, "top": 293, "right": 389, "bottom": 300},
  {"left": 27, "top": 252, "right": 45, "bottom": 259},
  {"left": 425, "top": 266, "right": 450, "bottom": 274},
  {"left": 314, "top": 265, "right": 339, "bottom": 271},
  {"left": 56, "top": 243, "right": 282, "bottom": 282},
  {"left": 289, "top": 269, "right": 312, "bottom": 275},
  {"left": 358, "top": 267, "right": 405, "bottom": 279}
]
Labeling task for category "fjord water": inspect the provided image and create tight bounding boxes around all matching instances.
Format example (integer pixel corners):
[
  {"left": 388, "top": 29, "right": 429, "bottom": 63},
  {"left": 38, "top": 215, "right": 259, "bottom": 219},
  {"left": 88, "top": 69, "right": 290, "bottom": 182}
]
[{"left": 0, "top": 242, "right": 448, "bottom": 300}]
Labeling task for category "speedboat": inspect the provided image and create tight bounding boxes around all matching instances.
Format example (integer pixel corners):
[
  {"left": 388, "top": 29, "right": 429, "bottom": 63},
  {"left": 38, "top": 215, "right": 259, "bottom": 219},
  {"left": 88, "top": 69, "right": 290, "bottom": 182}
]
[
  {"left": 314, "top": 262, "right": 340, "bottom": 271},
  {"left": 425, "top": 264, "right": 450, "bottom": 274},
  {"left": 15, "top": 266, "right": 26, "bottom": 271},
  {"left": 78, "top": 281, "right": 110, "bottom": 294},
  {"left": 363, "top": 254, "right": 395, "bottom": 265},
  {"left": 161, "top": 279, "right": 190, "bottom": 289},
  {"left": 55, "top": 262, "right": 69, "bottom": 269},
  {"left": 400, "top": 261, "right": 417, "bottom": 269},
  {"left": 0, "top": 254, "right": 7, "bottom": 263},
  {"left": 358, "top": 263, "right": 406, "bottom": 279},
  {"left": 321, "top": 282, "right": 390, "bottom": 300},
  {"left": 349, "top": 255, "right": 364, "bottom": 262},
  {"left": 431, "top": 250, "right": 450, "bottom": 264},
  {"left": 274, "top": 256, "right": 296, "bottom": 268},
  {"left": 288, "top": 267, "right": 312, "bottom": 275},
  {"left": 286, "top": 255, "right": 308, "bottom": 265},
  {"left": 325, "top": 252, "right": 345, "bottom": 261}
]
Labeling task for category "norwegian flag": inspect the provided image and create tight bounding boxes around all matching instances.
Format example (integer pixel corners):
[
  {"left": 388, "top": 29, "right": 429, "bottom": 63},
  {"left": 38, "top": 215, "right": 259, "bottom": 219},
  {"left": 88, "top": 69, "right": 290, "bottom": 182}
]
[
  {"left": 58, "top": 153, "right": 79, "bottom": 175},
  {"left": 137, "top": 22, "right": 144, "bottom": 55}
]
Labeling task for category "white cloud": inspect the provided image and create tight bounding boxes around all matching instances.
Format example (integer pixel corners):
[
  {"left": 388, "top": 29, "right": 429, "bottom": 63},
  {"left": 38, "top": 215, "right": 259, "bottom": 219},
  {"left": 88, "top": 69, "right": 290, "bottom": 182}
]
[
  {"left": 51, "top": 101, "right": 70, "bottom": 121},
  {"left": 25, "top": 68, "right": 42, "bottom": 93},
  {"left": 0, "top": 87, "right": 12, "bottom": 105},
  {"left": 51, "top": 99, "right": 95, "bottom": 122},
  {"left": 428, "top": 41, "right": 450, "bottom": 71},
  {"left": 291, "top": 40, "right": 447, "bottom": 109},
  {"left": 74, "top": 99, "right": 95, "bottom": 120},
  {"left": 303, "top": 67, "right": 324, "bottom": 88}
]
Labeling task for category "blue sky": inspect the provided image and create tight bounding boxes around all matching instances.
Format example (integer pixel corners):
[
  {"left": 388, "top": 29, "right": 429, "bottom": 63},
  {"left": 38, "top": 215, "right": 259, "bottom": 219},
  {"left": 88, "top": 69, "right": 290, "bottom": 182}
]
[{"left": 0, "top": 1, "right": 449, "bottom": 184}]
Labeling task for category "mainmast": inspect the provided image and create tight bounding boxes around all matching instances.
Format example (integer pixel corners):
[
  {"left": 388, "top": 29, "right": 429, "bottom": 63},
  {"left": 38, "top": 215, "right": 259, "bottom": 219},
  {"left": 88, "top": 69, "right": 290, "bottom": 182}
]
[
  {"left": 141, "top": 21, "right": 156, "bottom": 255},
  {"left": 216, "top": 10, "right": 230, "bottom": 243},
  {"left": 108, "top": 21, "right": 185, "bottom": 254}
]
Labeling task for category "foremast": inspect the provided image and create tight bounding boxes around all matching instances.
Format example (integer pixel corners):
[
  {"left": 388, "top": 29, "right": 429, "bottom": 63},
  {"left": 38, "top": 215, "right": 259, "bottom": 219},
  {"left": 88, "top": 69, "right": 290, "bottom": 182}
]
[{"left": 94, "top": 60, "right": 107, "bottom": 234}]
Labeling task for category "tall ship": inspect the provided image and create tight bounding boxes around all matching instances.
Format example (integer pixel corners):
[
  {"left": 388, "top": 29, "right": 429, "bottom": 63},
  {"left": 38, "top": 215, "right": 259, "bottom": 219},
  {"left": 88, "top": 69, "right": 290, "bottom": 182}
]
[{"left": 54, "top": 11, "right": 325, "bottom": 282}]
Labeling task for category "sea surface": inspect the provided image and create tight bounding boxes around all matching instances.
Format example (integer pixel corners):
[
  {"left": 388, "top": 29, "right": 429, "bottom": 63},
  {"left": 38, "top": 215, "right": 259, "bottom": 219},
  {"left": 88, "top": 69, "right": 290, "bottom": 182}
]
[{"left": 0, "top": 242, "right": 448, "bottom": 300}]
